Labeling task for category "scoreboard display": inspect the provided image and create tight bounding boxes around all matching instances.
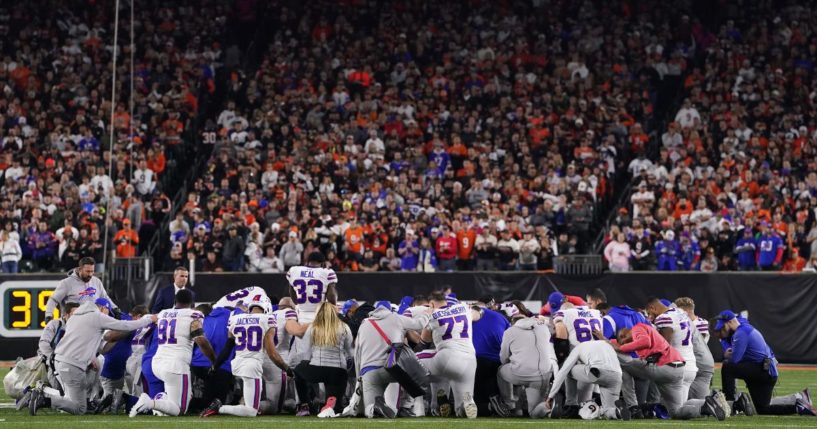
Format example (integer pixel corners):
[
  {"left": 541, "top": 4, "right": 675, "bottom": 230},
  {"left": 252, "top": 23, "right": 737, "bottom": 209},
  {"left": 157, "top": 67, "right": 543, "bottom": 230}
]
[{"left": 0, "top": 281, "right": 61, "bottom": 338}]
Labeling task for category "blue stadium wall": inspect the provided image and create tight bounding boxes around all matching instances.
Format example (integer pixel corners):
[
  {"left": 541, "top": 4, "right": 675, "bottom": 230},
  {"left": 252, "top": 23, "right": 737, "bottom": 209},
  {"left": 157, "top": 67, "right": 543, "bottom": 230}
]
[{"left": 1, "top": 273, "right": 815, "bottom": 363}]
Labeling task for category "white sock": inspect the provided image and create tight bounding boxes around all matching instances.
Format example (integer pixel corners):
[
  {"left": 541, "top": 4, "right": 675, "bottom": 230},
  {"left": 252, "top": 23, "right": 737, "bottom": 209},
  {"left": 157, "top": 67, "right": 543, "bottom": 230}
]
[
  {"left": 219, "top": 404, "right": 258, "bottom": 417},
  {"left": 151, "top": 397, "right": 181, "bottom": 416}
]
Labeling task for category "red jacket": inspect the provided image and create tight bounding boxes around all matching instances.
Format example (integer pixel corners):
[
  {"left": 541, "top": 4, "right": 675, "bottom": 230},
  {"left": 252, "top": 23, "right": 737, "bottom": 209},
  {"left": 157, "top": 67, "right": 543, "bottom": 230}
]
[{"left": 435, "top": 235, "right": 458, "bottom": 261}]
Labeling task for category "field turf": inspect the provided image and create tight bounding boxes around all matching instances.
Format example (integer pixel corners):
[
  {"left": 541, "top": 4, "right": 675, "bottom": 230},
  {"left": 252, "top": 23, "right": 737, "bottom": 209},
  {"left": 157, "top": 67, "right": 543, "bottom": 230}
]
[{"left": 1, "top": 367, "right": 817, "bottom": 428}]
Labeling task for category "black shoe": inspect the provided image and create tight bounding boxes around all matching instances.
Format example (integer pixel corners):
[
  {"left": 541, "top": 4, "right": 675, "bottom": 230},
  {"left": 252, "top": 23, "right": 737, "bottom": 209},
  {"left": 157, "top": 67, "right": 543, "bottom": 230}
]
[
  {"left": 489, "top": 395, "right": 510, "bottom": 417},
  {"left": 437, "top": 389, "right": 452, "bottom": 417},
  {"left": 641, "top": 403, "right": 657, "bottom": 419},
  {"left": 629, "top": 405, "right": 645, "bottom": 419},
  {"left": 201, "top": 398, "right": 222, "bottom": 417},
  {"left": 94, "top": 394, "right": 114, "bottom": 414},
  {"left": 735, "top": 393, "right": 755, "bottom": 416},
  {"left": 704, "top": 395, "right": 726, "bottom": 421},
  {"left": 397, "top": 407, "right": 416, "bottom": 417},
  {"left": 550, "top": 392, "right": 565, "bottom": 418},
  {"left": 373, "top": 396, "right": 395, "bottom": 419},
  {"left": 562, "top": 405, "right": 581, "bottom": 419},
  {"left": 616, "top": 399, "right": 631, "bottom": 421}
]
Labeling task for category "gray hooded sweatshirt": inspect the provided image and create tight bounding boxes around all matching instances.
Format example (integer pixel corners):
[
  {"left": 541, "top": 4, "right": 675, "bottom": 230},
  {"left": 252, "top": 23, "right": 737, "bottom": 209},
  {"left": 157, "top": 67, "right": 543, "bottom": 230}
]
[
  {"left": 54, "top": 300, "right": 152, "bottom": 370},
  {"left": 499, "top": 317, "right": 558, "bottom": 382},
  {"left": 45, "top": 268, "right": 117, "bottom": 316},
  {"left": 354, "top": 307, "right": 429, "bottom": 375}
]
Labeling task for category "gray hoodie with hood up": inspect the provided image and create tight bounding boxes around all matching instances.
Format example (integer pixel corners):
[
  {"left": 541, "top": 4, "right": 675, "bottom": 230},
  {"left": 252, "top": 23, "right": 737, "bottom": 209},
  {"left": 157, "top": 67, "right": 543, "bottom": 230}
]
[{"left": 499, "top": 317, "right": 558, "bottom": 382}]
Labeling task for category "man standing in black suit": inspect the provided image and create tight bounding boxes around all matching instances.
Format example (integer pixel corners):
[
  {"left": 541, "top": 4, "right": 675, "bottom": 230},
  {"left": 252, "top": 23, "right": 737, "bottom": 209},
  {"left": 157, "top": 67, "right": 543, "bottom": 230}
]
[{"left": 151, "top": 267, "right": 194, "bottom": 313}]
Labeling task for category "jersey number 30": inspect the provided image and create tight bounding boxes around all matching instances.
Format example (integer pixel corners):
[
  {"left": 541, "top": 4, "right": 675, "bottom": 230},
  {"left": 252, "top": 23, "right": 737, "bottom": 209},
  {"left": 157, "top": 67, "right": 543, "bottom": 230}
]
[
  {"left": 292, "top": 279, "right": 323, "bottom": 304},
  {"left": 234, "top": 326, "right": 263, "bottom": 352}
]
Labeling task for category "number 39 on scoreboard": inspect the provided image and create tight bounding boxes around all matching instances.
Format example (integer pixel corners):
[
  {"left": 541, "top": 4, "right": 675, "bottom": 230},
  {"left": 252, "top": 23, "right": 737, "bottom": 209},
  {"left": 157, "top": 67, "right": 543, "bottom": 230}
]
[{"left": 0, "top": 281, "right": 61, "bottom": 338}]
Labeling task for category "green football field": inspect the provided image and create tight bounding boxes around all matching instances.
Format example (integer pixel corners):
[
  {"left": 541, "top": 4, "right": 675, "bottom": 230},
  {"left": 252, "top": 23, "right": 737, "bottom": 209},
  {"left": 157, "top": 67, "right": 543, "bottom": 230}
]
[{"left": 1, "top": 367, "right": 817, "bottom": 428}]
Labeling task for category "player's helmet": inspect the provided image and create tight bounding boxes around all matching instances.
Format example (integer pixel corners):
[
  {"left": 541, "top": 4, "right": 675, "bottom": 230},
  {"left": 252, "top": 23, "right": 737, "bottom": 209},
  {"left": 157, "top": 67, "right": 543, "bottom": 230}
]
[
  {"left": 579, "top": 402, "right": 601, "bottom": 420},
  {"left": 248, "top": 299, "right": 272, "bottom": 314}
]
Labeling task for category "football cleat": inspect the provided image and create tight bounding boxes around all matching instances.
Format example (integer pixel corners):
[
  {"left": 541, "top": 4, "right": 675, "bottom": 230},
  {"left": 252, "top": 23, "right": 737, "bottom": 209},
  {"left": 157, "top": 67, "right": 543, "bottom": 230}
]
[
  {"left": 201, "top": 398, "right": 221, "bottom": 417},
  {"left": 797, "top": 398, "right": 817, "bottom": 416},
  {"left": 129, "top": 393, "right": 151, "bottom": 418},
  {"left": 616, "top": 399, "right": 631, "bottom": 421},
  {"left": 712, "top": 391, "right": 731, "bottom": 417},
  {"left": 489, "top": 394, "right": 510, "bottom": 417},
  {"left": 16, "top": 386, "right": 32, "bottom": 411},
  {"left": 735, "top": 392, "right": 755, "bottom": 416},
  {"left": 437, "top": 389, "right": 452, "bottom": 417},
  {"left": 318, "top": 396, "right": 336, "bottom": 418},
  {"left": 296, "top": 403, "right": 310, "bottom": 417},
  {"left": 94, "top": 394, "right": 114, "bottom": 414},
  {"left": 373, "top": 396, "right": 395, "bottom": 418},
  {"left": 704, "top": 394, "right": 726, "bottom": 421},
  {"left": 28, "top": 382, "right": 45, "bottom": 416},
  {"left": 462, "top": 393, "right": 478, "bottom": 419},
  {"left": 802, "top": 388, "right": 813, "bottom": 406}
]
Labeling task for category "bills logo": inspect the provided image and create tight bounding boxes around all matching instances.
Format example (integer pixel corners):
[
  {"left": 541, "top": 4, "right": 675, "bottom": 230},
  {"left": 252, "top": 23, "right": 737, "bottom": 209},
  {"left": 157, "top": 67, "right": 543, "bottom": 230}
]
[{"left": 78, "top": 287, "right": 97, "bottom": 297}]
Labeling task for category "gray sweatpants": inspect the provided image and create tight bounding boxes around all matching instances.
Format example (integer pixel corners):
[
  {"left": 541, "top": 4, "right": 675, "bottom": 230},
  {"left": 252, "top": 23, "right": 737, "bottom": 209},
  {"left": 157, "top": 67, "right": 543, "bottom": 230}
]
[
  {"left": 618, "top": 354, "right": 705, "bottom": 420},
  {"left": 48, "top": 361, "right": 90, "bottom": 415},
  {"left": 688, "top": 367, "right": 714, "bottom": 400},
  {"left": 497, "top": 364, "right": 551, "bottom": 417},
  {"left": 361, "top": 368, "right": 411, "bottom": 418},
  {"left": 570, "top": 364, "right": 622, "bottom": 417}
]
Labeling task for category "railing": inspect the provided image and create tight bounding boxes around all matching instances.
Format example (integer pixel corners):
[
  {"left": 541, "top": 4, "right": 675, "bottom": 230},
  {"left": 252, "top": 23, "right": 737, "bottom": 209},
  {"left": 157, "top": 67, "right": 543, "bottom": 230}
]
[
  {"left": 109, "top": 256, "right": 152, "bottom": 282},
  {"left": 553, "top": 254, "right": 603, "bottom": 275}
]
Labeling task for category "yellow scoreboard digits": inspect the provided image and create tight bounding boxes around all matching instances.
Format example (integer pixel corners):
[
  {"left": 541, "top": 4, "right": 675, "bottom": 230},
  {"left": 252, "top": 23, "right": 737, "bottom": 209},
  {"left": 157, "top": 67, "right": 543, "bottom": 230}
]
[
  {"left": 11, "top": 290, "right": 31, "bottom": 328},
  {"left": 39, "top": 290, "right": 58, "bottom": 328}
]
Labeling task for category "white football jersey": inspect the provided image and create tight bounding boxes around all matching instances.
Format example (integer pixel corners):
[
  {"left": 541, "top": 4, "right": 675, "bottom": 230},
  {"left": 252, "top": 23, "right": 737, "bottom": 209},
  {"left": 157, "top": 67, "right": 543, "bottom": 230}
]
[
  {"left": 692, "top": 317, "right": 710, "bottom": 344},
  {"left": 153, "top": 308, "right": 204, "bottom": 372},
  {"left": 214, "top": 286, "right": 269, "bottom": 309},
  {"left": 130, "top": 326, "right": 150, "bottom": 356},
  {"left": 272, "top": 307, "right": 299, "bottom": 356},
  {"left": 286, "top": 266, "right": 337, "bottom": 323},
  {"left": 553, "top": 306, "right": 603, "bottom": 348},
  {"left": 403, "top": 305, "right": 430, "bottom": 321},
  {"left": 428, "top": 303, "right": 474, "bottom": 353},
  {"left": 653, "top": 307, "right": 697, "bottom": 371},
  {"left": 228, "top": 311, "right": 276, "bottom": 377}
]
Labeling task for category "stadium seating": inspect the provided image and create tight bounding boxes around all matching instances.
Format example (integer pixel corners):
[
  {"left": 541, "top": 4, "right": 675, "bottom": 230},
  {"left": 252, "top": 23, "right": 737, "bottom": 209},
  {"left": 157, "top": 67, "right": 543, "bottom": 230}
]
[{"left": 4, "top": 0, "right": 795, "bottom": 273}]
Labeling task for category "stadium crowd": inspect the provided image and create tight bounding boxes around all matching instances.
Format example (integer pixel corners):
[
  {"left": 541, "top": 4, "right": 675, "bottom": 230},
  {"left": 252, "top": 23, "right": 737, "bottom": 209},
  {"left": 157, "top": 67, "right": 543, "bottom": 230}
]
[
  {"left": 605, "top": 1, "right": 817, "bottom": 272},
  {"left": 164, "top": 0, "right": 688, "bottom": 274},
  {"left": 0, "top": 0, "right": 225, "bottom": 273},
  {"left": 3, "top": 0, "right": 817, "bottom": 275}
]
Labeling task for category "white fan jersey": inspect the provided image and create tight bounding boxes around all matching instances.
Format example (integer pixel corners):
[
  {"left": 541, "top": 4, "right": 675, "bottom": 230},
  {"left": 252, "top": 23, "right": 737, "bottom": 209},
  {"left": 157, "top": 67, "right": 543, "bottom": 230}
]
[
  {"left": 228, "top": 311, "right": 276, "bottom": 378},
  {"left": 428, "top": 303, "right": 475, "bottom": 354},
  {"left": 214, "top": 286, "right": 269, "bottom": 309},
  {"left": 152, "top": 308, "right": 204, "bottom": 373},
  {"left": 272, "top": 307, "right": 299, "bottom": 356},
  {"left": 653, "top": 307, "right": 697, "bottom": 371},
  {"left": 286, "top": 266, "right": 337, "bottom": 323},
  {"left": 553, "top": 306, "right": 603, "bottom": 348}
]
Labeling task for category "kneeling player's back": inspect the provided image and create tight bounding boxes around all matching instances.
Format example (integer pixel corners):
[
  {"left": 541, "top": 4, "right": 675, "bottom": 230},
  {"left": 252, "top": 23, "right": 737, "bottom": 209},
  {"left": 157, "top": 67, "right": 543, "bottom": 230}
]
[
  {"left": 430, "top": 303, "right": 474, "bottom": 353},
  {"left": 229, "top": 312, "right": 275, "bottom": 363},
  {"left": 287, "top": 265, "right": 336, "bottom": 321},
  {"left": 554, "top": 307, "right": 602, "bottom": 347},
  {"left": 154, "top": 308, "right": 204, "bottom": 365}
]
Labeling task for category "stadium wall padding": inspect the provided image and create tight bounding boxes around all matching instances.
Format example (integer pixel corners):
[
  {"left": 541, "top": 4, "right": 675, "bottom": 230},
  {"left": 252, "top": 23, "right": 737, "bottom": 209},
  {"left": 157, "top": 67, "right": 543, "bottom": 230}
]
[{"left": 1, "top": 273, "right": 815, "bottom": 363}]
